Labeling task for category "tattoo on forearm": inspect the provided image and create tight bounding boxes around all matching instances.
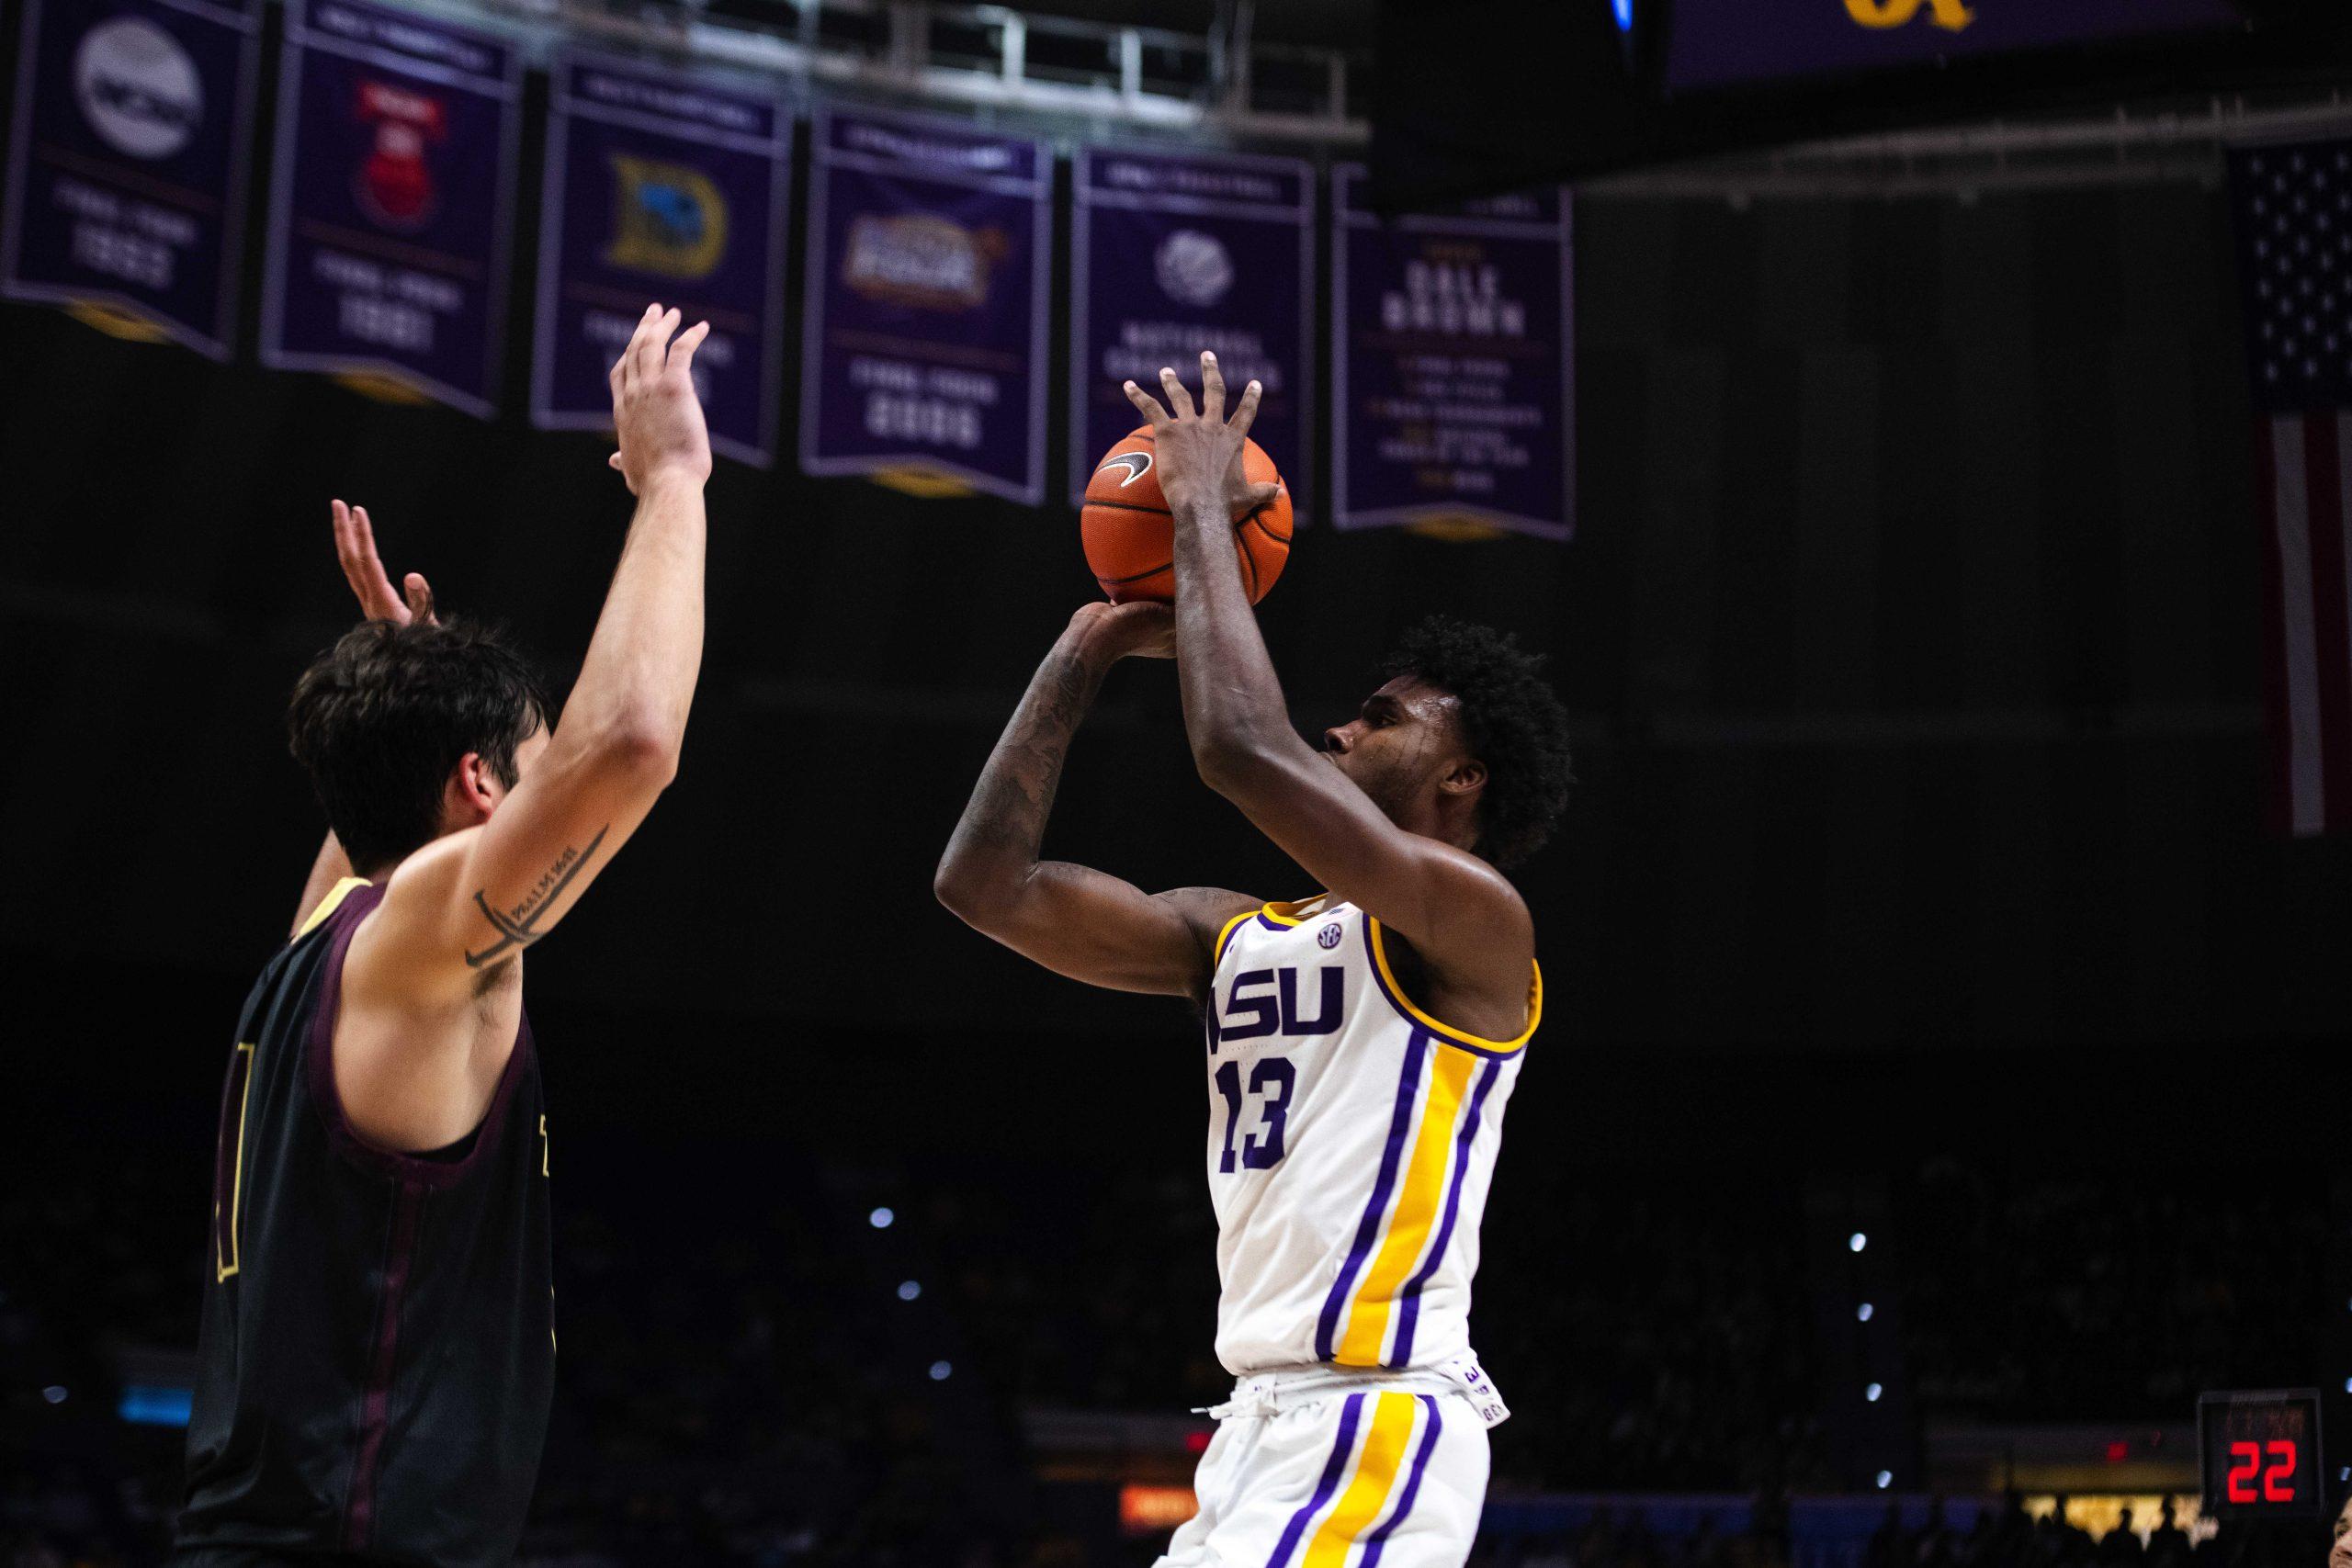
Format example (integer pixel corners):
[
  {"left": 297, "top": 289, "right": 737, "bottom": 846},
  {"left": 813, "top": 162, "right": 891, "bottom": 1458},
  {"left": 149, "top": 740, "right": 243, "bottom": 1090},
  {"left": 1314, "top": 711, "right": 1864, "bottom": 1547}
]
[
  {"left": 952, "top": 650, "right": 1098, "bottom": 863},
  {"left": 464, "top": 825, "right": 610, "bottom": 967}
]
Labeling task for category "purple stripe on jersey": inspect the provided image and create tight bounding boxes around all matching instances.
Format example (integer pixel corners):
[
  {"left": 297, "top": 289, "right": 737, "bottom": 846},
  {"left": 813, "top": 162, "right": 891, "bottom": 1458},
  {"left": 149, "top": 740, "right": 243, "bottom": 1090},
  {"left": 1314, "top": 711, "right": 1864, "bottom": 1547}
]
[
  {"left": 1358, "top": 1394, "right": 1445, "bottom": 1567},
  {"left": 1387, "top": 1057, "right": 1499, "bottom": 1369},
  {"left": 1314, "top": 1030, "right": 1430, "bottom": 1361},
  {"left": 1264, "top": 1392, "right": 1366, "bottom": 1568},
  {"left": 342, "top": 1180, "right": 426, "bottom": 1551}
]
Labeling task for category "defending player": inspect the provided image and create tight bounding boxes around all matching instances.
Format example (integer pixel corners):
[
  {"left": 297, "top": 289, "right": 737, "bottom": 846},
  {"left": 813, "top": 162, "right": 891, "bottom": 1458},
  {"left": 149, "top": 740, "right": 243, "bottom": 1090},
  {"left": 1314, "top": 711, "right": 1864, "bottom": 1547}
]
[
  {"left": 174, "top": 306, "right": 712, "bottom": 1567},
  {"left": 935, "top": 351, "right": 1573, "bottom": 1565}
]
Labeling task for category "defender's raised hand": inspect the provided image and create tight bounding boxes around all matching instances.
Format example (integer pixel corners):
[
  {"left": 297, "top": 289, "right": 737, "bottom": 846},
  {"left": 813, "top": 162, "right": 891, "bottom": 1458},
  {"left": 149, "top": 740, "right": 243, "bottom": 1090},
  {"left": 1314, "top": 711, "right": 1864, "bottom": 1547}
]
[
  {"left": 607, "top": 304, "right": 713, "bottom": 494},
  {"left": 332, "top": 499, "right": 435, "bottom": 626},
  {"left": 1122, "top": 350, "right": 1281, "bottom": 521}
]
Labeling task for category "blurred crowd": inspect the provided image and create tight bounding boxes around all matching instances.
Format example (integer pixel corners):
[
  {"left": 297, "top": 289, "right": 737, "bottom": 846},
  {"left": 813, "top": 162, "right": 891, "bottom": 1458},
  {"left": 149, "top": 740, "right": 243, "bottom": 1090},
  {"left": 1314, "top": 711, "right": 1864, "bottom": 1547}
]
[
  {"left": 2, "top": 1113, "right": 2336, "bottom": 1566},
  {"left": 1897, "top": 1160, "right": 2331, "bottom": 1419}
]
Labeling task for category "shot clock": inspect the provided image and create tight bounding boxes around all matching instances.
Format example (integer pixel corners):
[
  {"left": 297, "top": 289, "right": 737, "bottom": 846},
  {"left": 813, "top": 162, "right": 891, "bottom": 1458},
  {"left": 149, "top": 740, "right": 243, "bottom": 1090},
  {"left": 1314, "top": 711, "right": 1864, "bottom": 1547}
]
[{"left": 2197, "top": 1389, "right": 2324, "bottom": 1518}]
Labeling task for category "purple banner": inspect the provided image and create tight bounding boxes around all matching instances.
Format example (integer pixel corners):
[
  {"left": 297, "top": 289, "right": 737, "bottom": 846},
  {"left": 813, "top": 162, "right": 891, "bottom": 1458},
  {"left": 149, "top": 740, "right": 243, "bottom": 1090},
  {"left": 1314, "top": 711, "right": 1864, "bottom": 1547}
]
[
  {"left": 800, "top": 107, "right": 1050, "bottom": 502},
  {"left": 1667, "top": 0, "right": 2240, "bottom": 93},
  {"left": 1070, "top": 147, "right": 1313, "bottom": 508},
  {"left": 533, "top": 51, "right": 788, "bottom": 467},
  {"left": 2, "top": 0, "right": 263, "bottom": 358},
  {"left": 261, "top": 0, "right": 520, "bottom": 415},
  {"left": 1330, "top": 165, "right": 1574, "bottom": 541}
]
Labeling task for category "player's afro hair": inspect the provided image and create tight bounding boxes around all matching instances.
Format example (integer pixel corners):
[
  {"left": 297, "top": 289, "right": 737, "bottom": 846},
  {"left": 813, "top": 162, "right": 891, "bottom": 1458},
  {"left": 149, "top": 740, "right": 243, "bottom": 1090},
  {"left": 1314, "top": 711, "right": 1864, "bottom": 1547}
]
[{"left": 1381, "top": 615, "right": 1573, "bottom": 872}]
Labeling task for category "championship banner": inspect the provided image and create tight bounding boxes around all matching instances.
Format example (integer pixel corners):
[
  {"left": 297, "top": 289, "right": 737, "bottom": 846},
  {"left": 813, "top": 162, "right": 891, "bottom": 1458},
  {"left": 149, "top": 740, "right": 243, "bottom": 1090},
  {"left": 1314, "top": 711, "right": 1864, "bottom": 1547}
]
[
  {"left": 801, "top": 107, "right": 1050, "bottom": 502},
  {"left": 533, "top": 51, "right": 789, "bottom": 468},
  {"left": 1331, "top": 165, "right": 1574, "bottom": 541},
  {"left": 1, "top": 0, "right": 264, "bottom": 358},
  {"left": 261, "top": 0, "right": 521, "bottom": 416},
  {"left": 1070, "top": 147, "right": 1313, "bottom": 507}
]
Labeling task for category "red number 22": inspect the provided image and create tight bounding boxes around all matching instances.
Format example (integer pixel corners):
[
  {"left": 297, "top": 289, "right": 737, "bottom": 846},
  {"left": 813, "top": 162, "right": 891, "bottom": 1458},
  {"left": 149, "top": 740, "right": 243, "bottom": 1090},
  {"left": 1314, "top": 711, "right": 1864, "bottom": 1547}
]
[{"left": 2227, "top": 1439, "right": 2298, "bottom": 1504}]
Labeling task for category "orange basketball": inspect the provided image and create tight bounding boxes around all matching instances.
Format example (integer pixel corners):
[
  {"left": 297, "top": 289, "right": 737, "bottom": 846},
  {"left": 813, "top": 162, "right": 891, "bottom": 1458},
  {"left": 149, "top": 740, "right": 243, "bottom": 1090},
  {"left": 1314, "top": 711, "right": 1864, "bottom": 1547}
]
[{"left": 1080, "top": 427, "right": 1292, "bottom": 604}]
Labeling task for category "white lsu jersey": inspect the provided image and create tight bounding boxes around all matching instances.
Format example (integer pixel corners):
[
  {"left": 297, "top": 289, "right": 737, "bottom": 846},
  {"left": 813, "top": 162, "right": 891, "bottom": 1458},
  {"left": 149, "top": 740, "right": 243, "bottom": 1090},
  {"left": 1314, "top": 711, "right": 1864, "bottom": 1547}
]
[{"left": 1203, "top": 895, "right": 1539, "bottom": 1377}]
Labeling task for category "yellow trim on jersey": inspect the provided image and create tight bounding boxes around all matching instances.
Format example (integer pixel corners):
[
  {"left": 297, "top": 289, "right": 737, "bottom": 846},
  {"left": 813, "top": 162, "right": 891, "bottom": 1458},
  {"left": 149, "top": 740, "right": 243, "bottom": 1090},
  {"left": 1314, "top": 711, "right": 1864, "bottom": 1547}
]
[
  {"left": 1333, "top": 1046, "right": 1480, "bottom": 1366},
  {"left": 1214, "top": 909, "right": 1258, "bottom": 966},
  {"left": 1258, "top": 897, "right": 1316, "bottom": 927},
  {"left": 217, "top": 1042, "right": 256, "bottom": 1282},
  {"left": 1365, "top": 916, "right": 1542, "bottom": 1055},
  {"left": 296, "top": 876, "right": 372, "bottom": 940},
  {"left": 1303, "top": 1392, "right": 1419, "bottom": 1566}
]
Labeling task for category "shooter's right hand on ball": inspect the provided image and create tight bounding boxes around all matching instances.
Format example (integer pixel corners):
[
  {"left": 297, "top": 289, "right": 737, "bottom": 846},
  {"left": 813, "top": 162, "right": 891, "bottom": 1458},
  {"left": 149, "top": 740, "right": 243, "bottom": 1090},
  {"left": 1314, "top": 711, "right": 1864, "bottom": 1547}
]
[{"left": 607, "top": 304, "right": 713, "bottom": 495}]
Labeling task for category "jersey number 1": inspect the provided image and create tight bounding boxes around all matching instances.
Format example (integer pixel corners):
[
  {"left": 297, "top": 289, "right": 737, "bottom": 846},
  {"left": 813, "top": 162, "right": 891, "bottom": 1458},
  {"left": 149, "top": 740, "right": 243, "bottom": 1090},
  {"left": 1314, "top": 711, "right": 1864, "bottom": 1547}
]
[{"left": 1214, "top": 1056, "right": 1295, "bottom": 1172}]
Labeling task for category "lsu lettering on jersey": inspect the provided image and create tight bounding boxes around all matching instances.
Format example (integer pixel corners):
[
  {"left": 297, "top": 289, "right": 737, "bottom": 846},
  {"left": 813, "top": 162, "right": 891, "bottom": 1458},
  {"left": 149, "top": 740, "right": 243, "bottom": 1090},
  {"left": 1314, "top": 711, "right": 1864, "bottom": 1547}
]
[{"left": 1204, "top": 896, "right": 1538, "bottom": 1376}]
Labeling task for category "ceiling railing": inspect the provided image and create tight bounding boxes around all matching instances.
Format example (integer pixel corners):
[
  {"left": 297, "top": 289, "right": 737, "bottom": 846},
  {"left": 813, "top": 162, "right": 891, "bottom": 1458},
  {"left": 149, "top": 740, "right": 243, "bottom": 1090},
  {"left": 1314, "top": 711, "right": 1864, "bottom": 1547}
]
[{"left": 390, "top": 0, "right": 1370, "bottom": 147}]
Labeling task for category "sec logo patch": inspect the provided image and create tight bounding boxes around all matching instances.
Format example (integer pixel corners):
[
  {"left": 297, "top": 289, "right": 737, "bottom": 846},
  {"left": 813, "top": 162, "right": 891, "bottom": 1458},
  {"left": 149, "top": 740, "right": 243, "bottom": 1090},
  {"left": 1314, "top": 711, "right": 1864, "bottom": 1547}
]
[{"left": 1317, "top": 923, "right": 1342, "bottom": 949}]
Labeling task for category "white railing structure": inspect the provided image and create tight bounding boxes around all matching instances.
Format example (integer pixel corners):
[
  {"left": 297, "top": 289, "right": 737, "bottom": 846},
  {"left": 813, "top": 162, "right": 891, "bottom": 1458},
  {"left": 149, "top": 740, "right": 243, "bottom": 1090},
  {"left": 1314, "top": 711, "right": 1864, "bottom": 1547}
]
[{"left": 387, "top": 0, "right": 1368, "bottom": 147}]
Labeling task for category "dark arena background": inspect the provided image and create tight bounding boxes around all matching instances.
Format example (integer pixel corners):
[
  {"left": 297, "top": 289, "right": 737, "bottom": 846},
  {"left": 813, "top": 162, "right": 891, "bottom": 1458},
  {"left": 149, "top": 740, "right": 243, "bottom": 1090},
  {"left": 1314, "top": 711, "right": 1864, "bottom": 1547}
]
[{"left": 6, "top": 0, "right": 2352, "bottom": 1563}]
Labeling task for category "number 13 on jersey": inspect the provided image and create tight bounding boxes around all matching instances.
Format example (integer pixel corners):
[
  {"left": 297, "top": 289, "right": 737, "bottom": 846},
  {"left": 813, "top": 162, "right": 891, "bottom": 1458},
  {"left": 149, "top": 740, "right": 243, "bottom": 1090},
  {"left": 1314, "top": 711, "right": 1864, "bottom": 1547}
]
[{"left": 1214, "top": 1056, "right": 1295, "bottom": 1172}]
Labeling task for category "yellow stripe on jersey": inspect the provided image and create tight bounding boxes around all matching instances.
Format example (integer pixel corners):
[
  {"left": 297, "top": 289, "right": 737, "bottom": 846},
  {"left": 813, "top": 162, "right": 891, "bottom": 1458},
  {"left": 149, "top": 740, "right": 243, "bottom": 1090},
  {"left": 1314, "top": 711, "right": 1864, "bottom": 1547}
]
[
  {"left": 1303, "top": 1392, "right": 1419, "bottom": 1567},
  {"left": 297, "top": 876, "right": 372, "bottom": 939},
  {"left": 216, "top": 1042, "right": 256, "bottom": 1282},
  {"left": 1334, "top": 1045, "right": 1480, "bottom": 1367},
  {"left": 1365, "top": 916, "right": 1542, "bottom": 1055}
]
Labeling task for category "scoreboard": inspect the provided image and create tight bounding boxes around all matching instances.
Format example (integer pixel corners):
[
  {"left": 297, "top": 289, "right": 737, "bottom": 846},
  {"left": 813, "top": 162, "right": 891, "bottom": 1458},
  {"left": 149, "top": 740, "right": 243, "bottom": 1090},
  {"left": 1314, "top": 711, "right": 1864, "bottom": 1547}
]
[
  {"left": 1663, "top": 0, "right": 2244, "bottom": 93},
  {"left": 2197, "top": 1390, "right": 2324, "bottom": 1518}
]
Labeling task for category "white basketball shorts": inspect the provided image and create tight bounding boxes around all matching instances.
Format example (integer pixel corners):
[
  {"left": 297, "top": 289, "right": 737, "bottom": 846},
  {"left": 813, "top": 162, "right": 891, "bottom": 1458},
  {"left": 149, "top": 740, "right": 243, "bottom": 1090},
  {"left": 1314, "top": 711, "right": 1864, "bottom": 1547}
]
[{"left": 1156, "top": 1371, "right": 1492, "bottom": 1568}]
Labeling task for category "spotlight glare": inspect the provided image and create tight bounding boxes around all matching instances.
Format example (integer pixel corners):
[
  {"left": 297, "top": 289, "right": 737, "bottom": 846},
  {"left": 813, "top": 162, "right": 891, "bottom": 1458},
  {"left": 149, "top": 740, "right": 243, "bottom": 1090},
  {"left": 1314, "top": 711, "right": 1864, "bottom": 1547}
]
[
  {"left": 1857, "top": 1303, "right": 1874, "bottom": 1322},
  {"left": 928, "top": 1359, "right": 953, "bottom": 1382},
  {"left": 1866, "top": 1382, "right": 1883, "bottom": 1403},
  {"left": 897, "top": 1280, "right": 922, "bottom": 1302},
  {"left": 869, "top": 1206, "right": 895, "bottom": 1230},
  {"left": 41, "top": 1385, "right": 67, "bottom": 1404},
  {"left": 1849, "top": 1232, "right": 1868, "bottom": 1253},
  {"left": 1612, "top": 0, "right": 1634, "bottom": 33},
  {"left": 1876, "top": 1471, "right": 1893, "bottom": 1490}
]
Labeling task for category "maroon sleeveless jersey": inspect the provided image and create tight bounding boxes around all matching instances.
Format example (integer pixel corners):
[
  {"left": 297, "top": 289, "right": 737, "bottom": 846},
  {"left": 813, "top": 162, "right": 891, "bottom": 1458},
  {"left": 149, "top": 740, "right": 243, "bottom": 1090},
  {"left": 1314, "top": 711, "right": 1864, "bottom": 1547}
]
[{"left": 176, "top": 880, "right": 554, "bottom": 1565}]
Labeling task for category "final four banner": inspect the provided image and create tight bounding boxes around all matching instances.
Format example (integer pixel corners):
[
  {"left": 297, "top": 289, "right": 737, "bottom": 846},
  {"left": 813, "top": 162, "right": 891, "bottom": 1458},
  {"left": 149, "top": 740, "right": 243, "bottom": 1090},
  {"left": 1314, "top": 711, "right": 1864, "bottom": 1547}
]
[
  {"left": 1070, "top": 146, "right": 1313, "bottom": 508},
  {"left": 534, "top": 51, "right": 789, "bottom": 467},
  {"left": 2, "top": 0, "right": 263, "bottom": 357},
  {"left": 801, "top": 107, "right": 1050, "bottom": 502},
  {"left": 1331, "top": 166, "right": 1575, "bottom": 541},
  {"left": 261, "top": 0, "right": 521, "bottom": 416}
]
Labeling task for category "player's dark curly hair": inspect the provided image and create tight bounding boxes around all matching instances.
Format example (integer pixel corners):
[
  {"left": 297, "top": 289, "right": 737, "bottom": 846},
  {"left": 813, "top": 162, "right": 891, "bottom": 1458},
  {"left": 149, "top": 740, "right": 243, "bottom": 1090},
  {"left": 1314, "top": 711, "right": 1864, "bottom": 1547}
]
[
  {"left": 1382, "top": 615, "right": 1573, "bottom": 871},
  {"left": 288, "top": 618, "right": 552, "bottom": 875}
]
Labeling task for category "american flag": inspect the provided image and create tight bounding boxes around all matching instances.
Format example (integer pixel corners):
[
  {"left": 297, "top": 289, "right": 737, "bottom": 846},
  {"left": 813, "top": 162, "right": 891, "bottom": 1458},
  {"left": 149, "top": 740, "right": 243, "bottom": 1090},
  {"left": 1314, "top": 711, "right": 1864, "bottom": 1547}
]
[{"left": 2229, "top": 139, "right": 2352, "bottom": 836}]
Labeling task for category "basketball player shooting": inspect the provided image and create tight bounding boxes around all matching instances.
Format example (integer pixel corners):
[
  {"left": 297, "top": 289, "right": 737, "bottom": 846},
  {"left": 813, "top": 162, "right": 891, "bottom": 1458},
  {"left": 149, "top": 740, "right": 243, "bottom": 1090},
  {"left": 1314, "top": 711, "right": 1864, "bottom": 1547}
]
[
  {"left": 175, "top": 306, "right": 711, "bottom": 1568},
  {"left": 936, "top": 351, "right": 1574, "bottom": 1566}
]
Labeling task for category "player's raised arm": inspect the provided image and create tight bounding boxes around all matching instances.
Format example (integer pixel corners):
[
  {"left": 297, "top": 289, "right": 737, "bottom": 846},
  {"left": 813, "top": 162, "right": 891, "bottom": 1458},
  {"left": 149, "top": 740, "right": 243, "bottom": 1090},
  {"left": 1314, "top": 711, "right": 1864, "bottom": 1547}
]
[
  {"left": 1122, "top": 353, "right": 1538, "bottom": 1031},
  {"left": 935, "top": 603, "right": 1255, "bottom": 999},
  {"left": 357, "top": 304, "right": 712, "bottom": 990}
]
